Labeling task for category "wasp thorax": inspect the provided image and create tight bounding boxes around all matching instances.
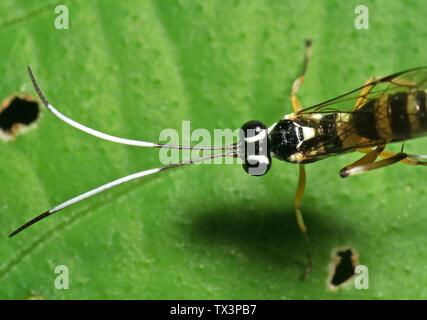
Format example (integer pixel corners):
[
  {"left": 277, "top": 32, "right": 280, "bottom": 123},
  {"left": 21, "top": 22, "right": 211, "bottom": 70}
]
[{"left": 239, "top": 120, "right": 271, "bottom": 176}]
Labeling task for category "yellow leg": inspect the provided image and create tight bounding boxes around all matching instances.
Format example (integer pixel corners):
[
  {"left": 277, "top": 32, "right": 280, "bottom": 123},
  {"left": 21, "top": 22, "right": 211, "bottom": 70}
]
[
  {"left": 353, "top": 75, "right": 417, "bottom": 112},
  {"left": 340, "top": 143, "right": 425, "bottom": 177},
  {"left": 354, "top": 77, "right": 380, "bottom": 110},
  {"left": 340, "top": 145, "right": 386, "bottom": 177},
  {"left": 294, "top": 164, "right": 312, "bottom": 277},
  {"left": 291, "top": 39, "right": 312, "bottom": 113},
  {"left": 353, "top": 73, "right": 417, "bottom": 112},
  {"left": 388, "top": 78, "right": 418, "bottom": 88},
  {"left": 290, "top": 40, "right": 313, "bottom": 276},
  {"left": 340, "top": 152, "right": 409, "bottom": 177},
  {"left": 358, "top": 147, "right": 427, "bottom": 166}
]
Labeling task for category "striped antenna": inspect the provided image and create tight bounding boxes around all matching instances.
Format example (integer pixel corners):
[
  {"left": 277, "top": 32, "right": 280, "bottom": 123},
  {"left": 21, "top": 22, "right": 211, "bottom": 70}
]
[
  {"left": 9, "top": 152, "right": 236, "bottom": 237},
  {"left": 27, "top": 66, "right": 235, "bottom": 151},
  {"left": 8, "top": 67, "right": 240, "bottom": 237}
]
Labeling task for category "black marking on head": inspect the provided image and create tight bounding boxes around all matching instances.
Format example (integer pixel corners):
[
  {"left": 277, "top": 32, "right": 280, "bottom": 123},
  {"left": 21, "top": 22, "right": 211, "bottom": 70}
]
[
  {"left": 416, "top": 90, "right": 427, "bottom": 130},
  {"left": 390, "top": 91, "right": 411, "bottom": 138},
  {"left": 352, "top": 99, "right": 380, "bottom": 140},
  {"left": 239, "top": 120, "right": 271, "bottom": 176},
  {"left": 268, "top": 120, "right": 300, "bottom": 160}
]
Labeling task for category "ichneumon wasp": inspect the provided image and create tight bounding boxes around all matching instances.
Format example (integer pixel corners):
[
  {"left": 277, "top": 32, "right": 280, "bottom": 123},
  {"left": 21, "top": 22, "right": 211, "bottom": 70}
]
[{"left": 10, "top": 40, "right": 427, "bottom": 276}]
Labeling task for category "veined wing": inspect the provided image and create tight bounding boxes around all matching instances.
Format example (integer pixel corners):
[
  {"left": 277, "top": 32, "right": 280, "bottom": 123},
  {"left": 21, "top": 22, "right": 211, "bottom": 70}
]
[
  {"left": 297, "top": 66, "right": 427, "bottom": 115},
  {"left": 290, "top": 67, "right": 427, "bottom": 160}
]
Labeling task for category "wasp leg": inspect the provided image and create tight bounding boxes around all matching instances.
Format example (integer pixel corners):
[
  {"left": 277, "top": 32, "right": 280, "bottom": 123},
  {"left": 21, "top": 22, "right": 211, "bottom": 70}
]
[
  {"left": 357, "top": 148, "right": 427, "bottom": 166},
  {"left": 290, "top": 40, "right": 313, "bottom": 276},
  {"left": 388, "top": 78, "right": 418, "bottom": 88},
  {"left": 405, "top": 153, "right": 427, "bottom": 164},
  {"left": 353, "top": 77, "right": 380, "bottom": 110},
  {"left": 340, "top": 149, "right": 410, "bottom": 178},
  {"left": 294, "top": 164, "right": 312, "bottom": 277},
  {"left": 342, "top": 145, "right": 386, "bottom": 176},
  {"left": 354, "top": 77, "right": 417, "bottom": 111},
  {"left": 291, "top": 39, "right": 312, "bottom": 112}
]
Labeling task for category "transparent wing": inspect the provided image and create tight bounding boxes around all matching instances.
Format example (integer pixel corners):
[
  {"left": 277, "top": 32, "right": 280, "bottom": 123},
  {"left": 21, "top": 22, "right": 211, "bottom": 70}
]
[
  {"left": 303, "top": 112, "right": 386, "bottom": 157},
  {"left": 298, "top": 66, "right": 427, "bottom": 115},
  {"left": 293, "top": 67, "right": 427, "bottom": 159}
]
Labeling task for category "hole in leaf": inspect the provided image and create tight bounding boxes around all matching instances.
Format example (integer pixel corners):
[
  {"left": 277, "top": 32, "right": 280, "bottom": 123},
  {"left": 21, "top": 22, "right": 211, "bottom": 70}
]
[
  {"left": 0, "top": 95, "right": 40, "bottom": 140},
  {"left": 328, "top": 248, "right": 359, "bottom": 289}
]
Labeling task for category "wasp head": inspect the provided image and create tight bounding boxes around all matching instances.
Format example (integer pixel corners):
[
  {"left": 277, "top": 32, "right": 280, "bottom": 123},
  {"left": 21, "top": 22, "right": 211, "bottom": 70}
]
[{"left": 238, "top": 120, "right": 271, "bottom": 176}]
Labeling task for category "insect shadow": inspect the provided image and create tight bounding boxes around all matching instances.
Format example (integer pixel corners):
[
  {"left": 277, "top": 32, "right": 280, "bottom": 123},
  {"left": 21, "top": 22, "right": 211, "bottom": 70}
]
[{"left": 187, "top": 202, "right": 356, "bottom": 272}]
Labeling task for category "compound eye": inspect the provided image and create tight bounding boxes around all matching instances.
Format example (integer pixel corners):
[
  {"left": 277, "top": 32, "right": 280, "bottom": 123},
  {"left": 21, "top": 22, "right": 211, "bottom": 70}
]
[
  {"left": 239, "top": 120, "right": 271, "bottom": 176},
  {"left": 241, "top": 120, "right": 267, "bottom": 135}
]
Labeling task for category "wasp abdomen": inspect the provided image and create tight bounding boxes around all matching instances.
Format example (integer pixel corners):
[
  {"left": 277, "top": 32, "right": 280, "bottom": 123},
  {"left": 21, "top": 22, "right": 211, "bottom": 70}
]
[
  {"left": 388, "top": 90, "right": 427, "bottom": 140},
  {"left": 352, "top": 90, "right": 427, "bottom": 142}
]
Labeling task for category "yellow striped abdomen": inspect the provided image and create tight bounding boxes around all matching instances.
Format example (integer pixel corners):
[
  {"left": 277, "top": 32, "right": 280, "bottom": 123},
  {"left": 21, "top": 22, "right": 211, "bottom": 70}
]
[{"left": 353, "top": 90, "right": 427, "bottom": 143}]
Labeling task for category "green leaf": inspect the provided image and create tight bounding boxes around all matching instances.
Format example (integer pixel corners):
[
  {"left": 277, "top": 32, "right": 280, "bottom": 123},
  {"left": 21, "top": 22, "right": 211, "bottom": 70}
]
[{"left": 1, "top": 0, "right": 426, "bottom": 299}]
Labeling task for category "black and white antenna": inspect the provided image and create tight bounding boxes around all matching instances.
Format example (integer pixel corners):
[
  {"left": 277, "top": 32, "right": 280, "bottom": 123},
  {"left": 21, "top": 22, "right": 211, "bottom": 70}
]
[{"left": 9, "top": 67, "right": 238, "bottom": 237}]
